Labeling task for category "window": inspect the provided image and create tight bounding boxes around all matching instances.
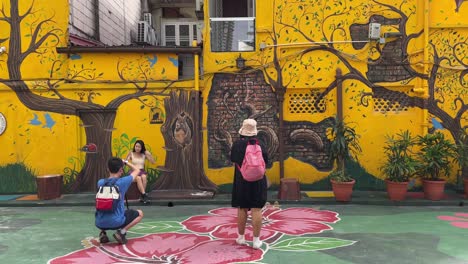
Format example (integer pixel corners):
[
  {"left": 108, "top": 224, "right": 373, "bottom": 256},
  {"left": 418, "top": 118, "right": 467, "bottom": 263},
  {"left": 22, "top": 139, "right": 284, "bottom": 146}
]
[
  {"left": 209, "top": 0, "right": 256, "bottom": 52},
  {"left": 162, "top": 22, "right": 202, "bottom": 46}
]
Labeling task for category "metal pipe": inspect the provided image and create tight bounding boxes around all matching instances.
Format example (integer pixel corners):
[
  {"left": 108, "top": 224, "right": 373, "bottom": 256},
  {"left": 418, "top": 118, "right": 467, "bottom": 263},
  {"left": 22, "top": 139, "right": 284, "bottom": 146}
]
[
  {"left": 278, "top": 89, "right": 285, "bottom": 180},
  {"left": 193, "top": 40, "right": 199, "bottom": 91},
  {"left": 262, "top": 40, "right": 372, "bottom": 50},
  {"left": 93, "top": 0, "right": 100, "bottom": 41},
  {"left": 336, "top": 68, "right": 343, "bottom": 120}
]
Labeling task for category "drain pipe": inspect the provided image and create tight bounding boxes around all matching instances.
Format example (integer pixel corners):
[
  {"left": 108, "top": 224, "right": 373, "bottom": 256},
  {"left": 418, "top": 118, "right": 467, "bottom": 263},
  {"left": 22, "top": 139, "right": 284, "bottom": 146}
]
[
  {"left": 414, "top": 0, "right": 430, "bottom": 135},
  {"left": 93, "top": 0, "right": 100, "bottom": 41},
  {"left": 422, "top": 0, "right": 430, "bottom": 136}
]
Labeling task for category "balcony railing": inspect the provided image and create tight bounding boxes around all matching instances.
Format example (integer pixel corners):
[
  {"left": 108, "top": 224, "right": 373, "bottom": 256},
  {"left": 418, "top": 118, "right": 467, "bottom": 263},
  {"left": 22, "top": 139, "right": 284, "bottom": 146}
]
[{"left": 210, "top": 17, "right": 255, "bottom": 52}]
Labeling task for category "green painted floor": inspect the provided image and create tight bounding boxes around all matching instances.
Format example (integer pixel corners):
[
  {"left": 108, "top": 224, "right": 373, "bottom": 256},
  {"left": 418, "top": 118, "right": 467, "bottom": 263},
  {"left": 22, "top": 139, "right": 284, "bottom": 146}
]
[{"left": 1, "top": 204, "right": 468, "bottom": 264}]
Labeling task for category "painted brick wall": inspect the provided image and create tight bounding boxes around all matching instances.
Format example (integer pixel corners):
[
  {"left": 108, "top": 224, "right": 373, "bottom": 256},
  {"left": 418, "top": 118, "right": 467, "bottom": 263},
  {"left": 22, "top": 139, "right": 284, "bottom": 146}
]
[
  {"left": 207, "top": 71, "right": 333, "bottom": 171},
  {"left": 70, "top": 0, "right": 141, "bottom": 45}
]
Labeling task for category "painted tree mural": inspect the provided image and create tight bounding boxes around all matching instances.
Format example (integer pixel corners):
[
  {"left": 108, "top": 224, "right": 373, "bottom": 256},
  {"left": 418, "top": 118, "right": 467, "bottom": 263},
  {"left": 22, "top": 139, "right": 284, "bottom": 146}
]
[
  {"left": 208, "top": 0, "right": 466, "bottom": 186},
  {"left": 254, "top": 0, "right": 467, "bottom": 177},
  {"left": 155, "top": 90, "right": 217, "bottom": 191},
  {"left": 0, "top": 0, "right": 215, "bottom": 192}
]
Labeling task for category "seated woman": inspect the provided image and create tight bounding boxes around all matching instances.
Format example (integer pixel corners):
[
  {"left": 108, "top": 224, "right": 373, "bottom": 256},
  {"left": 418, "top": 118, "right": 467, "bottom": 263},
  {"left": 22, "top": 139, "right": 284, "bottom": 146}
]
[{"left": 125, "top": 140, "right": 155, "bottom": 204}]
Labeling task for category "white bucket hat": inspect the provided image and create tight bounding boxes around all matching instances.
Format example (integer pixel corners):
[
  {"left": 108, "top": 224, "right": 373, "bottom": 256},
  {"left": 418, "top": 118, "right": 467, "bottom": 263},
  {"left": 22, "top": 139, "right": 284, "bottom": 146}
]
[{"left": 239, "top": 119, "right": 258, "bottom": 136}]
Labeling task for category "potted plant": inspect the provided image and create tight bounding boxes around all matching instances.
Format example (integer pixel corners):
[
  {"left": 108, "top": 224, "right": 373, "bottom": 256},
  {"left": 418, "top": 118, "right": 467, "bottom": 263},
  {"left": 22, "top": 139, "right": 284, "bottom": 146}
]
[
  {"left": 380, "top": 130, "right": 418, "bottom": 201},
  {"left": 454, "top": 129, "right": 468, "bottom": 196},
  {"left": 328, "top": 118, "right": 361, "bottom": 202},
  {"left": 416, "top": 132, "right": 456, "bottom": 200}
]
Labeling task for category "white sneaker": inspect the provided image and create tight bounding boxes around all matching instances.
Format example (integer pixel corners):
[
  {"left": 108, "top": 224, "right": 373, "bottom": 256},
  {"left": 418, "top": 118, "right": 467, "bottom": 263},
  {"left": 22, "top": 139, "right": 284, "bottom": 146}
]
[
  {"left": 252, "top": 240, "right": 262, "bottom": 249},
  {"left": 236, "top": 237, "right": 247, "bottom": 245}
]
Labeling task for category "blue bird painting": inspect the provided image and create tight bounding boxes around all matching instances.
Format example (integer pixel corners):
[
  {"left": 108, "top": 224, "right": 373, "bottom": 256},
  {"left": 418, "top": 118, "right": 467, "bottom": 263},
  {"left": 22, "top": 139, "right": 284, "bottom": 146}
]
[
  {"left": 70, "top": 54, "right": 82, "bottom": 60},
  {"left": 43, "top": 113, "right": 56, "bottom": 130},
  {"left": 147, "top": 55, "right": 158, "bottom": 68},
  {"left": 29, "top": 113, "right": 42, "bottom": 126},
  {"left": 169, "top": 57, "right": 179, "bottom": 67},
  {"left": 431, "top": 117, "right": 444, "bottom": 130}
]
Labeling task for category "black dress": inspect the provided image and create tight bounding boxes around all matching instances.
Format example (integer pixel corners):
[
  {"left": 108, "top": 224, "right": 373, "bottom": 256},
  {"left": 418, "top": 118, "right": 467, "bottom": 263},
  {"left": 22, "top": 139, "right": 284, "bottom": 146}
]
[{"left": 230, "top": 136, "right": 268, "bottom": 209}]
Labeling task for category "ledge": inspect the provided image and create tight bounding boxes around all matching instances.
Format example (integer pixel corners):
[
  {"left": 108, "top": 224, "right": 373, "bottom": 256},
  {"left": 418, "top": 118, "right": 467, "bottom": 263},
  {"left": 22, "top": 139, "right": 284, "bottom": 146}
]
[{"left": 56, "top": 46, "right": 202, "bottom": 55}]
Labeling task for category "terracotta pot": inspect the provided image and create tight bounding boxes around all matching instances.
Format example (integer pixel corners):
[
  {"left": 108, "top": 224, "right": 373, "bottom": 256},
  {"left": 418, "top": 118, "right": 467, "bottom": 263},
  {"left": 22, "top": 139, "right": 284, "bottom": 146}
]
[
  {"left": 464, "top": 178, "right": 468, "bottom": 197},
  {"left": 385, "top": 180, "right": 408, "bottom": 201},
  {"left": 331, "top": 179, "right": 355, "bottom": 202},
  {"left": 423, "top": 179, "right": 446, "bottom": 201}
]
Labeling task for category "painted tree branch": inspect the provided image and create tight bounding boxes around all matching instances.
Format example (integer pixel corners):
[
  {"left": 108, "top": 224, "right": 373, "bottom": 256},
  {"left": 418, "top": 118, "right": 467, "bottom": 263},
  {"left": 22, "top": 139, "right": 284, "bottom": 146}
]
[
  {"left": 373, "top": 0, "right": 407, "bottom": 20},
  {"left": 0, "top": 4, "right": 10, "bottom": 23},
  {"left": 23, "top": 30, "right": 61, "bottom": 62},
  {"left": 107, "top": 85, "right": 173, "bottom": 109},
  {"left": 19, "top": 0, "right": 35, "bottom": 20},
  {"left": 29, "top": 18, "right": 55, "bottom": 50}
]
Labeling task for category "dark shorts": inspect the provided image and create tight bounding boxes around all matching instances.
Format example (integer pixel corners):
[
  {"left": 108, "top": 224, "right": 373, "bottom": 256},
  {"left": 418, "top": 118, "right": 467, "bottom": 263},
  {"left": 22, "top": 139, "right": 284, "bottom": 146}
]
[
  {"left": 97, "top": 209, "right": 140, "bottom": 230},
  {"left": 118, "top": 209, "right": 140, "bottom": 229},
  {"left": 130, "top": 169, "right": 147, "bottom": 176}
]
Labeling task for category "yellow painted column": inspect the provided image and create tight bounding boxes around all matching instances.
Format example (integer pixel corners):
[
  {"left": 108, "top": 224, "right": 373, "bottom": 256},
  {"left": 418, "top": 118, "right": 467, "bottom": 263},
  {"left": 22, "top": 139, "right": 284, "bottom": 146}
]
[{"left": 422, "top": 0, "right": 430, "bottom": 135}]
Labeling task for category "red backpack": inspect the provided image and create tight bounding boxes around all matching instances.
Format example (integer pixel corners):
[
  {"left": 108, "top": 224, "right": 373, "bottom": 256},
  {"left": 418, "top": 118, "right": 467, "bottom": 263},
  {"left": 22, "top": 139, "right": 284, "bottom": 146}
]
[{"left": 237, "top": 139, "right": 266, "bottom": 182}]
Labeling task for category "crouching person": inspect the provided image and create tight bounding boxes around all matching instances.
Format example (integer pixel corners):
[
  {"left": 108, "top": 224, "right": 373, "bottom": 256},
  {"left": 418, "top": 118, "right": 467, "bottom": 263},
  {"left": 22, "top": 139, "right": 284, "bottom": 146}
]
[{"left": 95, "top": 157, "right": 144, "bottom": 244}]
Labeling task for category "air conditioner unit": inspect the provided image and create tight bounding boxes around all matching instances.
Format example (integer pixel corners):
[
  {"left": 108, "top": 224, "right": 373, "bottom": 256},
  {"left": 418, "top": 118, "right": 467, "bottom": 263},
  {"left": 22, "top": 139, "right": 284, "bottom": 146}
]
[
  {"left": 137, "top": 21, "right": 152, "bottom": 45},
  {"left": 368, "top": 23, "right": 381, "bottom": 39},
  {"left": 196, "top": 0, "right": 203, "bottom": 11},
  {"left": 195, "top": 0, "right": 204, "bottom": 20},
  {"left": 143, "top": 13, "right": 152, "bottom": 27}
]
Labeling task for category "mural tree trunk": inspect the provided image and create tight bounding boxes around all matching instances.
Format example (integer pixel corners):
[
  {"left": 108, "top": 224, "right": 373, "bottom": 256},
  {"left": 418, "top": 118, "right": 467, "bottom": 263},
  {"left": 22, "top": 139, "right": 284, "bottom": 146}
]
[
  {"left": 1, "top": 0, "right": 171, "bottom": 192},
  {"left": 155, "top": 90, "right": 217, "bottom": 191},
  {"left": 75, "top": 110, "right": 116, "bottom": 191}
]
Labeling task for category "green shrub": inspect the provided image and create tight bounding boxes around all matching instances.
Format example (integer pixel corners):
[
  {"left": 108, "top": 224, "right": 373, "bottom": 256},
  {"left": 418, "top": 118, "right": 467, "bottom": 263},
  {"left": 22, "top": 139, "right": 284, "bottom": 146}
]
[{"left": 0, "top": 163, "right": 37, "bottom": 194}]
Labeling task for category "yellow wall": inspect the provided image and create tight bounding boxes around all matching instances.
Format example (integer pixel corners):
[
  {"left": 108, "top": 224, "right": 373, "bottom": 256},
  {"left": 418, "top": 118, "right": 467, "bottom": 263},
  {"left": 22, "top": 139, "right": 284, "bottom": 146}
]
[{"left": 0, "top": 0, "right": 467, "bottom": 193}]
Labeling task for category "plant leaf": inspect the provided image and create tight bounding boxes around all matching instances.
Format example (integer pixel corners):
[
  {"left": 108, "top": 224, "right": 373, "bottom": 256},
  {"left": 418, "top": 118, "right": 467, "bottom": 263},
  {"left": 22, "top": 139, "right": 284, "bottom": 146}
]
[{"left": 270, "top": 237, "right": 356, "bottom": 251}]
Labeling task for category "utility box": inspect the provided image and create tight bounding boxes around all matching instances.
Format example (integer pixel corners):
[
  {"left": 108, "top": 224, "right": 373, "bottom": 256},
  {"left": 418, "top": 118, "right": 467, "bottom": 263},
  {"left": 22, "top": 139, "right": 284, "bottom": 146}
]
[
  {"left": 278, "top": 178, "right": 301, "bottom": 200},
  {"left": 368, "top": 23, "right": 381, "bottom": 39},
  {"left": 36, "top": 174, "right": 63, "bottom": 200}
]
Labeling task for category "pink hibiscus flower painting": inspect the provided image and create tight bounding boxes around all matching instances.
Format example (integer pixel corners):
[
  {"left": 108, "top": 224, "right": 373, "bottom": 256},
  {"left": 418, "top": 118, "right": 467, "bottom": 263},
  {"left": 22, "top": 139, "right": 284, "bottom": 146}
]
[
  {"left": 181, "top": 206, "right": 341, "bottom": 242},
  {"left": 438, "top": 213, "right": 468, "bottom": 228},
  {"left": 49, "top": 233, "right": 264, "bottom": 264},
  {"left": 49, "top": 206, "right": 356, "bottom": 263}
]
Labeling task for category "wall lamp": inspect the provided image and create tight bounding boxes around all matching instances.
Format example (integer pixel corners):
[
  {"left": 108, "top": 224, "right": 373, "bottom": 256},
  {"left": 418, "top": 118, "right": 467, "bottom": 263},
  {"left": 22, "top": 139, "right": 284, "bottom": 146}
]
[{"left": 236, "top": 53, "right": 246, "bottom": 69}]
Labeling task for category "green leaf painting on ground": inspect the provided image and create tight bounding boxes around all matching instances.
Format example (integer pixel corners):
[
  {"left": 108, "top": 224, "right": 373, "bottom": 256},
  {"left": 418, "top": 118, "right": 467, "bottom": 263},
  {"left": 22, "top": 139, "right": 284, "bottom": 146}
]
[
  {"left": 270, "top": 237, "right": 356, "bottom": 251},
  {"left": 130, "top": 221, "right": 183, "bottom": 234}
]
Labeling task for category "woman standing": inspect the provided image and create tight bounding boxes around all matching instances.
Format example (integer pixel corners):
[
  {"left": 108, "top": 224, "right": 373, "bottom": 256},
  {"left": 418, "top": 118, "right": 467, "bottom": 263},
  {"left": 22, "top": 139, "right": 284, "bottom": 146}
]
[
  {"left": 126, "top": 140, "right": 155, "bottom": 204},
  {"left": 230, "top": 119, "right": 268, "bottom": 249}
]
